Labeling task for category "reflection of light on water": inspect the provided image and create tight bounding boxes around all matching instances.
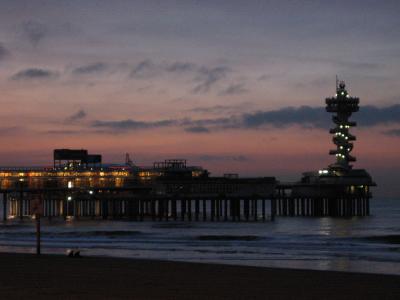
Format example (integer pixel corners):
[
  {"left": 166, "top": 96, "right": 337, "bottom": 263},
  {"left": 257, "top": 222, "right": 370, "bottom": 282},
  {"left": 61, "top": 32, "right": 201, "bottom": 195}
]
[
  {"left": 318, "top": 217, "right": 334, "bottom": 236},
  {"left": 317, "top": 217, "right": 357, "bottom": 238}
]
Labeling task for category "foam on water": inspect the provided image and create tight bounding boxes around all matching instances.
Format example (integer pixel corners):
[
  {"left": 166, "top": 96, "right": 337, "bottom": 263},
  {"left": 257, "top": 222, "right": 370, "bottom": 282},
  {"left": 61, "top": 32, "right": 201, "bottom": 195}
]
[{"left": 0, "top": 198, "right": 399, "bottom": 275}]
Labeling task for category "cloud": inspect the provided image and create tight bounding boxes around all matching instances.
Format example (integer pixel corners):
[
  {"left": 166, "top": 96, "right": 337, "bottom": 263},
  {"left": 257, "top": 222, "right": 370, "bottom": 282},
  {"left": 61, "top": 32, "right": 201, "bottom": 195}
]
[
  {"left": 356, "top": 105, "right": 400, "bottom": 126},
  {"left": 181, "top": 116, "right": 235, "bottom": 129},
  {"left": 197, "top": 154, "right": 249, "bottom": 162},
  {"left": 72, "top": 63, "right": 107, "bottom": 75},
  {"left": 128, "top": 59, "right": 232, "bottom": 94},
  {"left": 192, "top": 66, "right": 230, "bottom": 93},
  {"left": 258, "top": 74, "right": 272, "bottom": 81},
  {"left": 232, "top": 155, "right": 249, "bottom": 162},
  {"left": 65, "top": 109, "right": 87, "bottom": 123},
  {"left": 188, "top": 103, "right": 253, "bottom": 114},
  {"left": 0, "top": 42, "right": 9, "bottom": 60},
  {"left": 165, "top": 62, "right": 196, "bottom": 73},
  {"left": 184, "top": 126, "right": 210, "bottom": 133},
  {"left": 130, "top": 59, "right": 157, "bottom": 78},
  {"left": 382, "top": 129, "right": 400, "bottom": 137},
  {"left": 45, "top": 130, "right": 81, "bottom": 135},
  {"left": 88, "top": 104, "right": 400, "bottom": 133},
  {"left": 0, "top": 126, "right": 22, "bottom": 135},
  {"left": 189, "top": 105, "right": 232, "bottom": 114},
  {"left": 91, "top": 116, "right": 231, "bottom": 132},
  {"left": 131, "top": 59, "right": 197, "bottom": 79},
  {"left": 219, "top": 83, "right": 247, "bottom": 96},
  {"left": 92, "top": 119, "right": 177, "bottom": 130},
  {"left": 241, "top": 104, "right": 400, "bottom": 128},
  {"left": 242, "top": 106, "right": 327, "bottom": 128},
  {"left": 20, "top": 20, "right": 47, "bottom": 46},
  {"left": 10, "top": 68, "right": 59, "bottom": 81}
]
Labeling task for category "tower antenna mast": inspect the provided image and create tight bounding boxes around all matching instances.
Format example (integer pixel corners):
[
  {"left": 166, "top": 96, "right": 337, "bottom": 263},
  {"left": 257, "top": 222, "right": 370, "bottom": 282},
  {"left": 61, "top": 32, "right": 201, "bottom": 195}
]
[{"left": 336, "top": 75, "right": 339, "bottom": 90}]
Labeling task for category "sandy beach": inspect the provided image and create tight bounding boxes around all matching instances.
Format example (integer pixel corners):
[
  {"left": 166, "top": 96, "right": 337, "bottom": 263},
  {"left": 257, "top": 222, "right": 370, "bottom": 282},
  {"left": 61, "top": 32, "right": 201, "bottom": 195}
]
[{"left": 0, "top": 253, "right": 399, "bottom": 299}]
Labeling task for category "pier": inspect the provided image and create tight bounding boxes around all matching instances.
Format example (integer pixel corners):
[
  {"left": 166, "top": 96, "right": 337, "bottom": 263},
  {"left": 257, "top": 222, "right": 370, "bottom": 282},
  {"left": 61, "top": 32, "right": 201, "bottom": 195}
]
[
  {"left": 274, "top": 183, "right": 371, "bottom": 217},
  {"left": 0, "top": 81, "right": 376, "bottom": 221},
  {"left": 0, "top": 177, "right": 277, "bottom": 222},
  {"left": 0, "top": 176, "right": 373, "bottom": 221}
]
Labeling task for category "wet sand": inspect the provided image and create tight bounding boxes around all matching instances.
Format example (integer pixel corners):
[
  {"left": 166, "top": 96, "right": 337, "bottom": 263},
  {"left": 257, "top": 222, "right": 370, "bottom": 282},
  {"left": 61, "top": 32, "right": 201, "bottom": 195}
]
[{"left": 0, "top": 253, "right": 399, "bottom": 299}]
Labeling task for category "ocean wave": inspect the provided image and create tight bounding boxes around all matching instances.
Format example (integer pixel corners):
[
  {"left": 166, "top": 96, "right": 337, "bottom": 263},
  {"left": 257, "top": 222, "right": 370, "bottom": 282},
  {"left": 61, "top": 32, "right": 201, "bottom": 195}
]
[
  {"left": 0, "top": 230, "right": 142, "bottom": 238},
  {"left": 152, "top": 223, "right": 195, "bottom": 229},
  {"left": 197, "top": 235, "right": 261, "bottom": 241},
  {"left": 361, "top": 235, "right": 400, "bottom": 244}
]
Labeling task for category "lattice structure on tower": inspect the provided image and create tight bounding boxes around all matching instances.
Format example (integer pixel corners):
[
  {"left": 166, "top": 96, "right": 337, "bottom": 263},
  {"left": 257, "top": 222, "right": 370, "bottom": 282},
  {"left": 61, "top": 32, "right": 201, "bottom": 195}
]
[{"left": 325, "top": 79, "right": 359, "bottom": 173}]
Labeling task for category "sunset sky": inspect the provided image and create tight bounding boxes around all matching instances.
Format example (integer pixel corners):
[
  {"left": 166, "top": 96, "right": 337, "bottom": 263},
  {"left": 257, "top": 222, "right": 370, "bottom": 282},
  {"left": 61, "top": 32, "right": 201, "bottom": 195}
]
[{"left": 0, "top": 1, "right": 399, "bottom": 197}]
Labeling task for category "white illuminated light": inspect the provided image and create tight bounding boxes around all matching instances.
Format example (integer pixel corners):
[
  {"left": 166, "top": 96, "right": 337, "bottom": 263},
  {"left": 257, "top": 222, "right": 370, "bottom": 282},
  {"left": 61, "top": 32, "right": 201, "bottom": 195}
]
[
  {"left": 89, "top": 190, "right": 94, "bottom": 195},
  {"left": 341, "top": 92, "right": 345, "bottom": 95},
  {"left": 67, "top": 196, "right": 72, "bottom": 201},
  {"left": 68, "top": 181, "right": 73, "bottom": 189}
]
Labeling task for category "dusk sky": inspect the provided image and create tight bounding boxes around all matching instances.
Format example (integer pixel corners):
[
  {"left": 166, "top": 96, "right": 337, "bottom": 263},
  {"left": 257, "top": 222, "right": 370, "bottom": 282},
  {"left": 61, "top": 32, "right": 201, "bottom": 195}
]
[{"left": 0, "top": 0, "right": 399, "bottom": 197}]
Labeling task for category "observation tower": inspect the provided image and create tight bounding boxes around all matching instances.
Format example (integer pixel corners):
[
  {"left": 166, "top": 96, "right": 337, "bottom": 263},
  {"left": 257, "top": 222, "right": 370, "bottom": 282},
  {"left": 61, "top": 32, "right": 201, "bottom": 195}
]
[
  {"left": 286, "top": 78, "right": 376, "bottom": 217},
  {"left": 326, "top": 79, "right": 359, "bottom": 173}
]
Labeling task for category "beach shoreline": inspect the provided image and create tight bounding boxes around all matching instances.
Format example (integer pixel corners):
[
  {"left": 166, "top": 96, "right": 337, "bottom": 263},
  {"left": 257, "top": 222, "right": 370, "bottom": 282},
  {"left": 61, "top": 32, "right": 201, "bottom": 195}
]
[{"left": 0, "top": 253, "right": 399, "bottom": 299}]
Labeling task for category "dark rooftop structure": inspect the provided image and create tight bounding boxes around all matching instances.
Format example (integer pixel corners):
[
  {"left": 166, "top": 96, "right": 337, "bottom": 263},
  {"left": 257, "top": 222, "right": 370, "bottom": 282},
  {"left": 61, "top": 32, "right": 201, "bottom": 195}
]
[{"left": 53, "top": 149, "right": 102, "bottom": 169}]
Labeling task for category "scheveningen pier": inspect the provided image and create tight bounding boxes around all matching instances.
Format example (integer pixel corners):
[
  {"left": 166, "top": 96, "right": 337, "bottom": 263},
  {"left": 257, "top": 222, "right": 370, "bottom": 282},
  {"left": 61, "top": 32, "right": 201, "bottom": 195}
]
[{"left": 0, "top": 81, "right": 375, "bottom": 221}]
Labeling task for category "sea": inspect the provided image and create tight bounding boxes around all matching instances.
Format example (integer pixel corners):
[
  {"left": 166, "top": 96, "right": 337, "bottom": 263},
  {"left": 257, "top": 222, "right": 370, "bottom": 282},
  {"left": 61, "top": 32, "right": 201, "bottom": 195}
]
[{"left": 0, "top": 198, "right": 399, "bottom": 275}]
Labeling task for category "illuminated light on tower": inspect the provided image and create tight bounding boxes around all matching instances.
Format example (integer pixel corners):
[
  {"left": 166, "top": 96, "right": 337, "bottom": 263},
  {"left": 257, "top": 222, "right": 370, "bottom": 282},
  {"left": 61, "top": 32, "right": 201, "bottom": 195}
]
[{"left": 325, "top": 79, "right": 359, "bottom": 173}]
